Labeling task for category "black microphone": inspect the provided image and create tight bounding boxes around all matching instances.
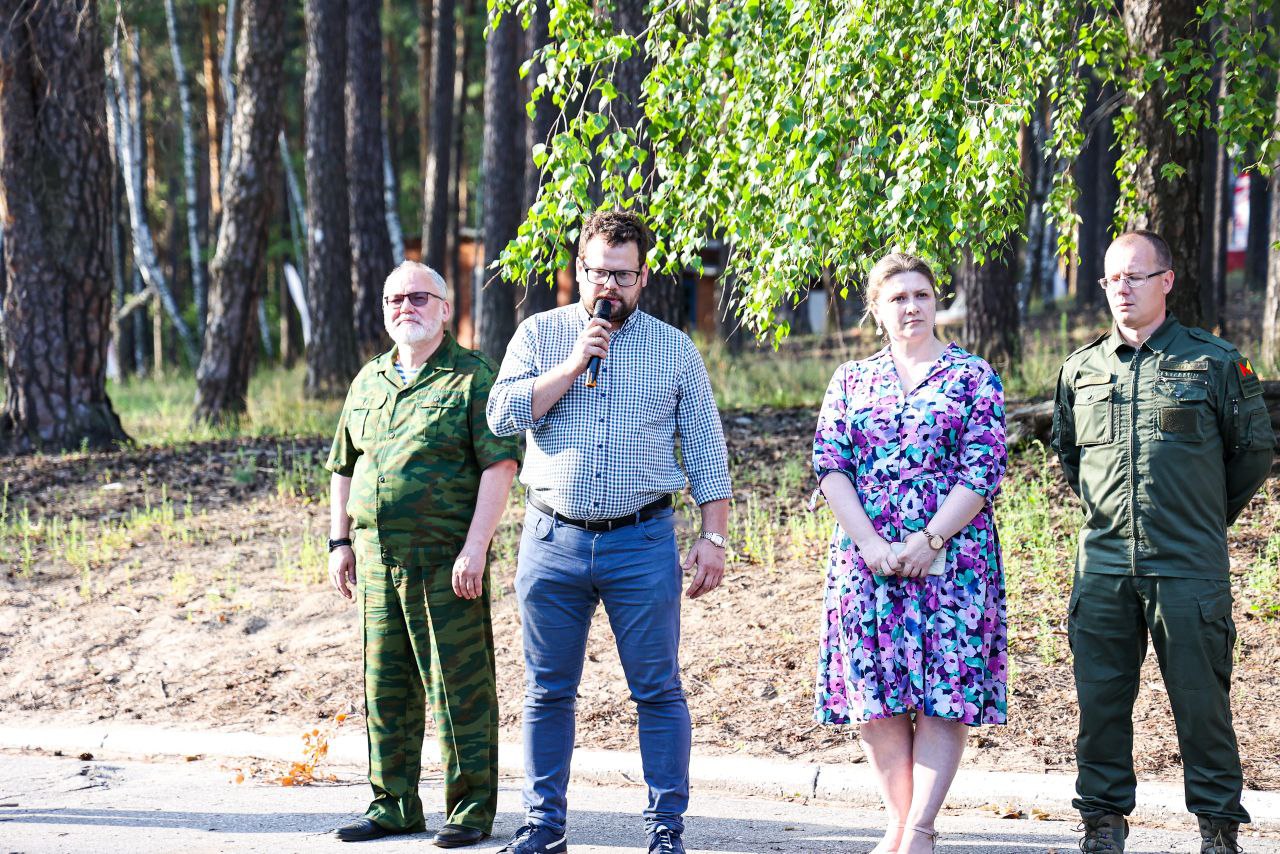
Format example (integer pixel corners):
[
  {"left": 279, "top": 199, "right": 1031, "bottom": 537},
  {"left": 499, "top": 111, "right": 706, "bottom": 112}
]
[{"left": 585, "top": 299, "right": 613, "bottom": 388}]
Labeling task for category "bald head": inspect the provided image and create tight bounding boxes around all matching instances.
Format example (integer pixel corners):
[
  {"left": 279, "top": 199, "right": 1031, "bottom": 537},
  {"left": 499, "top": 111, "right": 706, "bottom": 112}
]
[{"left": 1108, "top": 230, "right": 1172, "bottom": 273}]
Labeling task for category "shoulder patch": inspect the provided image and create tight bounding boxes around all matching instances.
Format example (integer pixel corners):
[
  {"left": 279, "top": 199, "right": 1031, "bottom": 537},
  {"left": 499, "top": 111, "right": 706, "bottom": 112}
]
[
  {"left": 1186, "top": 326, "right": 1236, "bottom": 353},
  {"left": 1235, "top": 357, "right": 1264, "bottom": 398}
]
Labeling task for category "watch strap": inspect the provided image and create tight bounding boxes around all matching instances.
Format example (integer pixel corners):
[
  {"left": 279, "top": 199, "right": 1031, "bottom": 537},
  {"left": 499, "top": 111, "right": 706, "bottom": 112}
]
[{"left": 328, "top": 537, "right": 353, "bottom": 552}]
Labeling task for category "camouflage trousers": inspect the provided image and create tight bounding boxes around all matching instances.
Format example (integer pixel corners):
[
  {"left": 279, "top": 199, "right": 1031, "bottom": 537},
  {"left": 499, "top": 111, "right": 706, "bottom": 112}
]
[{"left": 359, "top": 560, "right": 498, "bottom": 833}]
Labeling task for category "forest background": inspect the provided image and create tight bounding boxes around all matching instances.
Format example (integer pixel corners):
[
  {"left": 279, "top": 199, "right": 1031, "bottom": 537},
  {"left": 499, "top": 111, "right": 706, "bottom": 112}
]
[{"left": 1, "top": 0, "right": 1280, "bottom": 797}]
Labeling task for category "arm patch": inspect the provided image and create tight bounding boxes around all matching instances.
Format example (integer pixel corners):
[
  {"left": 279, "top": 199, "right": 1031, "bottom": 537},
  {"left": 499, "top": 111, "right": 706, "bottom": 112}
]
[{"left": 1236, "top": 358, "right": 1263, "bottom": 398}]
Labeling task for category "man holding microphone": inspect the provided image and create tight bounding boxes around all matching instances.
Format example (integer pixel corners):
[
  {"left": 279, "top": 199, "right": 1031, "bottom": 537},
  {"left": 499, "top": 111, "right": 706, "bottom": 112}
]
[{"left": 487, "top": 210, "right": 732, "bottom": 854}]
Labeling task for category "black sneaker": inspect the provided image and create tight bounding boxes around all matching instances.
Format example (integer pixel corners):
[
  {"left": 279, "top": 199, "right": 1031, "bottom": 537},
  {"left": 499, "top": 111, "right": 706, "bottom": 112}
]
[
  {"left": 648, "top": 824, "right": 686, "bottom": 854},
  {"left": 1076, "top": 813, "right": 1127, "bottom": 852},
  {"left": 497, "top": 824, "right": 568, "bottom": 854}
]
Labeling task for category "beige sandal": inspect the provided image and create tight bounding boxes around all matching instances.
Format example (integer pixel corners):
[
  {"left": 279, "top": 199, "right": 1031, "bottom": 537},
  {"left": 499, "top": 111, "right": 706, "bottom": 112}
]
[{"left": 906, "top": 826, "right": 939, "bottom": 852}]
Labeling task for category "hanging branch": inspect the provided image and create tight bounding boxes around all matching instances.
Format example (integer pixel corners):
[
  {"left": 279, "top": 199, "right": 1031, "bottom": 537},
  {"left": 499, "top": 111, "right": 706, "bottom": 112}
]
[
  {"left": 107, "top": 25, "right": 198, "bottom": 365},
  {"left": 383, "top": 131, "right": 405, "bottom": 264},
  {"left": 164, "top": 0, "right": 208, "bottom": 341},
  {"left": 218, "top": 0, "right": 239, "bottom": 191}
]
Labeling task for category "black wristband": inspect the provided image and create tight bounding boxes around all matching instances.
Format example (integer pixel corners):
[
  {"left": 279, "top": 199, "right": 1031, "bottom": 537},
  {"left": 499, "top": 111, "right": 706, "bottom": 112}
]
[{"left": 328, "top": 537, "right": 353, "bottom": 552}]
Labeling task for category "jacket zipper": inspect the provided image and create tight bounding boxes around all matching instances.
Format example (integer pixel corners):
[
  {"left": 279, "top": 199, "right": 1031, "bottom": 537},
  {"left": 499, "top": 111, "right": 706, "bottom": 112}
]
[{"left": 1129, "top": 352, "right": 1141, "bottom": 575}]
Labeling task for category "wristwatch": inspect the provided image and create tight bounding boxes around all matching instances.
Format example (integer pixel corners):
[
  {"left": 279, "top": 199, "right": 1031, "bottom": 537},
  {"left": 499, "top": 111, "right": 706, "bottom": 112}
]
[
  {"left": 699, "top": 531, "right": 727, "bottom": 549},
  {"left": 328, "top": 537, "right": 353, "bottom": 552},
  {"left": 923, "top": 528, "right": 945, "bottom": 551}
]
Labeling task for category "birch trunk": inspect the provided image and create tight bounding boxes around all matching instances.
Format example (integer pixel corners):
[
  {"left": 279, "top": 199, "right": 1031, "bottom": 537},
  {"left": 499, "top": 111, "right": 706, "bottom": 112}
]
[
  {"left": 107, "top": 32, "right": 198, "bottom": 366},
  {"left": 164, "top": 0, "right": 208, "bottom": 341}
]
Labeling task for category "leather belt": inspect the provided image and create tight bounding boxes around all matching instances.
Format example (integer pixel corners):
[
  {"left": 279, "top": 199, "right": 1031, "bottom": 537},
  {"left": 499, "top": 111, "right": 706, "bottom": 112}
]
[{"left": 527, "top": 494, "right": 672, "bottom": 532}]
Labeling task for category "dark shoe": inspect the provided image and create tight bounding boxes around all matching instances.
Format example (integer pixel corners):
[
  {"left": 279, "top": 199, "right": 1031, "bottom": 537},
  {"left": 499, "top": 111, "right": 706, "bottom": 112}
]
[
  {"left": 648, "top": 825, "right": 686, "bottom": 854},
  {"left": 335, "top": 817, "right": 397, "bottom": 842},
  {"left": 1198, "top": 817, "right": 1243, "bottom": 853},
  {"left": 497, "top": 823, "right": 567, "bottom": 854},
  {"left": 434, "top": 823, "right": 490, "bottom": 848},
  {"left": 1076, "top": 813, "right": 1127, "bottom": 852}
]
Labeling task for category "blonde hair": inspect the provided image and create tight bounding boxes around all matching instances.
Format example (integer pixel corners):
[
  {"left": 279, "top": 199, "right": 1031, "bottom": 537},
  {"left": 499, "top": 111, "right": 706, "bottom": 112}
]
[{"left": 862, "top": 252, "right": 937, "bottom": 325}]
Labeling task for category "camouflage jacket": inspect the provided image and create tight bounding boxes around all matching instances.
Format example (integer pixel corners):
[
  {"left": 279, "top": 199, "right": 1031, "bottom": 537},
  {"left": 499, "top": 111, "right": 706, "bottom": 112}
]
[{"left": 326, "top": 335, "right": 520, "bottom": 567}]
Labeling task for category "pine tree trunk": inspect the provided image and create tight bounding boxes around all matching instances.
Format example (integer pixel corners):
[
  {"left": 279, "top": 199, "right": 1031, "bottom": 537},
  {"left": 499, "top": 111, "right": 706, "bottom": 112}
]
[
  {"left": 1123, "top": 0, "right": 1204, "bottom": 327},
  {"left": 1262, "top": 87, "right": 1280, "bottom": 368},
  {"left": 0, "top": 0, "right": 128, "bottom": 453},
  {"left": 1076, "top": 78, "right": 1119, "bottom": 308},
  {"left": 1247, "top": 172, "right": 1271, "bottom": 294},
  {"left": 347, "top": 0, "right": 393, "bottom": 358},
  {"left": 421, "top": 0, "right": 456, "bottom": 276},
  {"left": 305, "top": 0, "right": 360, "bottom": 397},
  {"left": 958, "top": 242, "right": 1020, "bottom": 374},
  {"left": 476, "top": 9, "right": 523, "bottom": 362},
  {"left": 193, "top": 0, "right": 285, "bottom": 423},
  {"left": 201, "top": 3, "right": 223, "bottom": 221},
  {"left": 520, "top": 0, "right": 557, "bottom": 321}
]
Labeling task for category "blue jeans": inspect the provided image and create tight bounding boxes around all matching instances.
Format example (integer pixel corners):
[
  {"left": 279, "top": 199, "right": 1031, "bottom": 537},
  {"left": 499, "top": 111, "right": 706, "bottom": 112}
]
[{"left": 516, "top": 503, "right": 690, "bottom": 835}]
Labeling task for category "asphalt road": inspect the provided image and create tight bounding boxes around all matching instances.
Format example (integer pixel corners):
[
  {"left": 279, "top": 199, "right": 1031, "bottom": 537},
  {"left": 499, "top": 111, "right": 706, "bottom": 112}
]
[{"left": 2, "top": 751, "right": 1277, "bottom": 853}]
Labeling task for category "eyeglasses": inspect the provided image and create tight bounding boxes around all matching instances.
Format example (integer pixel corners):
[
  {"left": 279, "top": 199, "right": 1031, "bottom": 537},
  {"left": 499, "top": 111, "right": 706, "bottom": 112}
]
[
  {"left": 1097, "top": 270, "right": 1168, "bottom": 290},
  {"left": 383, "top": 291, "right": 444, "bottom": 309},
  {"left": 581, "top": 264, "right": 642, "bottom": 288}
]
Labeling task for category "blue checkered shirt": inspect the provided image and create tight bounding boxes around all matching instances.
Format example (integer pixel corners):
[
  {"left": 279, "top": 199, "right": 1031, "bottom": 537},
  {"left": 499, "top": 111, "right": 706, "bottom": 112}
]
[{"left": 487, "top": 304, "right": 732, "bottom": 520}]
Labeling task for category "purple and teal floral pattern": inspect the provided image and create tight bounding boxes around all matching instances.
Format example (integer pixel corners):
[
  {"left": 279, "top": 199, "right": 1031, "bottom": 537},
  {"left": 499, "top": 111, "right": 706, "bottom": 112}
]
[{"left": 812, "top": 343, "right": 1008, "bottom": 727}]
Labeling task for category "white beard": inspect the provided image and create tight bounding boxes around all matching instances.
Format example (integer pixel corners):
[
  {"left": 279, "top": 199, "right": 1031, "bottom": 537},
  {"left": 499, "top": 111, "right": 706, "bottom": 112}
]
[{"left": 387, "top": 317, "right": 438, "bottom": 347}]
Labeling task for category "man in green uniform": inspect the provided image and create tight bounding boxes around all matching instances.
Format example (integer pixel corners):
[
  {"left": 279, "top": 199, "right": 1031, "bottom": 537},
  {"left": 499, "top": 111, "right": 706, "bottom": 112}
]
[
  {"left": 326, "top": 261, "right": 519, "bottom": 847},
  {"left": 1052, "top": 231, "right": 1275, "bottom": 854}
]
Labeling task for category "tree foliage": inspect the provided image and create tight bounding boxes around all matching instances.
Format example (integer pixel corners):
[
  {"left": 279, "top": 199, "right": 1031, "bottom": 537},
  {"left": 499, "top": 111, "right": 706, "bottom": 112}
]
[{"left": 493, "top": 0, "right": 1279, "bottom": 343}]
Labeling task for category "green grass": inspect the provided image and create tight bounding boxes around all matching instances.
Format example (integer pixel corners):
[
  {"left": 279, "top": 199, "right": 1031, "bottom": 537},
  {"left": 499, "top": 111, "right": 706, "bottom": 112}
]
[{"left": 108, "top": 364, "right": 343, "bottom": 446}]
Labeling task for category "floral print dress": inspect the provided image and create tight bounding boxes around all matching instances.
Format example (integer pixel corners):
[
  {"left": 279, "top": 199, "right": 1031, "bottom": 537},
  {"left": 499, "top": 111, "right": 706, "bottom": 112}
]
[{"left": 812, "top": 343, "right": 1008, "bottom": 726}]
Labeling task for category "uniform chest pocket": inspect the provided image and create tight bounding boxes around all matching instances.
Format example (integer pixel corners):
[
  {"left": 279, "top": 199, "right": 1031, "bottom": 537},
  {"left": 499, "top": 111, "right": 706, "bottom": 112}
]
[
  {"left": 350, "top": 393, "right": 388, "bottom": 442},
  {"left": 419, "top": 390, "right": 466, "bottom": 439},
  {"left": 1154, "top": 380, "right": 1210, "bottom": 443},
  {"left": 1072, "top": 381, "right": 1114, "bottom": 446}
]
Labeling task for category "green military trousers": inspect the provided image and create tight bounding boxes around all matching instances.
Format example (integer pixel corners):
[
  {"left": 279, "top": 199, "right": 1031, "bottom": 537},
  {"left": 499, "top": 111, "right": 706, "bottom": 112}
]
[
  {"left": 1068, "top": 572, "right": 1249, "bottom": 824},
  {"left": 359, "top": 560, "right": 498, "bottom": 834}
]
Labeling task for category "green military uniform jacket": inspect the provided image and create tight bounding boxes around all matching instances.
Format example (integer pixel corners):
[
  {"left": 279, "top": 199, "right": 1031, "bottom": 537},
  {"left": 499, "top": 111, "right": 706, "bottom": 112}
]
[
  {"left": 326, "top": 334, "right": 520, "bottom": 568},
  {"left": 1052, "top": 315, "right": 1274, "bottom": 578}
]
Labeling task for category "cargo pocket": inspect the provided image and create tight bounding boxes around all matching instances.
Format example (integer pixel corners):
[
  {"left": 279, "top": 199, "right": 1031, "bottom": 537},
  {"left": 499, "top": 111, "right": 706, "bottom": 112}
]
[
  {"left": 1199, "top": 593, "right": 1236, "bottom": 679},
  {"left": 1072, "top": 380, "right": 1114, "bottom": 446},
  {"left": 419, "top": 389, "right": 466, "bottom": 440},
  {"left": 351, "top": 392, "right": 388, "bottom": 442},
  {"left": 1153, "top": 381, "right": 1209, "bottom": 443}
]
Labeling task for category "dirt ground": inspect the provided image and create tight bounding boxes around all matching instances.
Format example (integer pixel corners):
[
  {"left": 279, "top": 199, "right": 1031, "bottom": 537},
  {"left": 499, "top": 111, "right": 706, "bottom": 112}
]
[{"left": 2, "top": 410, "right": 1278, "bottom": 794}]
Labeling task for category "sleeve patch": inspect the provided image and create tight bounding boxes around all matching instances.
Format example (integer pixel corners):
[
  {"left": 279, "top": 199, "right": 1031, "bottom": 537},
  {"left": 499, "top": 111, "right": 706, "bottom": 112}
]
[{"left": 1236, "top": 358, "right": 1263, "bottom": 398}]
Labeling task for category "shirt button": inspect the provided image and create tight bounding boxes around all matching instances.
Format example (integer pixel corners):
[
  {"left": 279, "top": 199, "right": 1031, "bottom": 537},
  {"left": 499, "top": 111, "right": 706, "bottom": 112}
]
[{"left": 378, "top": 476, "right": 386, "bottom": 483}]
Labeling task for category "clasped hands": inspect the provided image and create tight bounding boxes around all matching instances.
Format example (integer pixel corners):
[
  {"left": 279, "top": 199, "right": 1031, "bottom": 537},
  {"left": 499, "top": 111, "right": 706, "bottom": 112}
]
[{"left": 857, "top": 531, "right": 941, "bottom": 578}]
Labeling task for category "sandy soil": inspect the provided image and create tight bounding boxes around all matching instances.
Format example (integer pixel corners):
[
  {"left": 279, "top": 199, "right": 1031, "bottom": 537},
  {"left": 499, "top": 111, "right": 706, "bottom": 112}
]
[{"left": 2, "top": 413, "right": 1278, "bottom": 792}]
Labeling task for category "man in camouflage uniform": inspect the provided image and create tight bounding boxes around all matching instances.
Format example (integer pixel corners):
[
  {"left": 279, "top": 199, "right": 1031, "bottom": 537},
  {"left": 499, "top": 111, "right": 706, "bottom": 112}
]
[
  {"left": 1053, "top": 231, "right": 1275, "bottom": 854},
  {"left": 326, "top": 261, "right": 519, "bottom": 847}
]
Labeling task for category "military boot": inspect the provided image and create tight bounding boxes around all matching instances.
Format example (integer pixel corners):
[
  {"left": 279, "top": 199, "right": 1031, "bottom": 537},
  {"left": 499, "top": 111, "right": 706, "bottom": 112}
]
[
  {"left": 1076, "top": 813, "right": 1127, "bottom": 852},
  {"left": 1198, "top": 817, "right": 1243, "bottom": 853}
]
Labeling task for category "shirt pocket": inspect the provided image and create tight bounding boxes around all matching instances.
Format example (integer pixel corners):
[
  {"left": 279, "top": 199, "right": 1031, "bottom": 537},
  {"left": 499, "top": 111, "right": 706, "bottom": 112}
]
[
  {"left": 1072, "top": 378, "right": 1114, "bottom": 446},
  {"left": 1153, "top": 379, "right": 1210, "bottom": 443},
  {"left": 350, "top": 392, "right": 388, "bottom": 443},
  {"left": 419, "top": 389, "right": 467, "bottom": 441}
]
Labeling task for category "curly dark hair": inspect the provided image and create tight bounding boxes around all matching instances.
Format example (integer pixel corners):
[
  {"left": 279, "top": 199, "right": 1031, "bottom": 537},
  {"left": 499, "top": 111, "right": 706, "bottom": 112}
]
[{"left": 578, "top": 210, "right": 652, "bottom": 263}]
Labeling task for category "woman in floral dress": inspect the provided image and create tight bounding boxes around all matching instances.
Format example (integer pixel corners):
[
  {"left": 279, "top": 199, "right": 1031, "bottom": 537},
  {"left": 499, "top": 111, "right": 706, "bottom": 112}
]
[{"left": 812, "top": 253, "right": 1008, "bottom": 853}]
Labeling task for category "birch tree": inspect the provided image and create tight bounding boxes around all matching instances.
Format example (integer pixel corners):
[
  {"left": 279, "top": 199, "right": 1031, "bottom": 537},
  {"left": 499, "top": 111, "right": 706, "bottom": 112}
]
[{"left": 164, "top": 0, "right": 208, "bottom": 341}]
